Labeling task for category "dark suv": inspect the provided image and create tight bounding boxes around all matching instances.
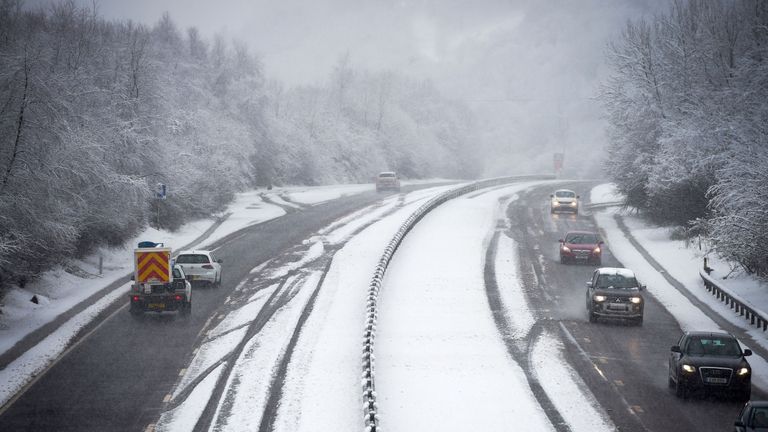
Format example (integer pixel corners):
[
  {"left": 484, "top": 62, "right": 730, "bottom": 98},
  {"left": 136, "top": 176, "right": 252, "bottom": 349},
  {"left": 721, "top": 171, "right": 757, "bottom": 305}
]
[
  {"left": 586, "top": 267, "right": 645, "bottom": 325},
  {"left": 668, "top": 331, "right": 752, "bottom": 400}
]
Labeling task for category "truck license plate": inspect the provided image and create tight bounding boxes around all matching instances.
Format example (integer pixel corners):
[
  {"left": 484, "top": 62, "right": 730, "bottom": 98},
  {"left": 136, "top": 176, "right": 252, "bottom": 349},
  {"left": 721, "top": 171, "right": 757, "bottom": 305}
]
[
  {"left": 148, "top": 303, "right": 165, "bottom": 310},
  {"left": 705, "top": 377, "right": 727, "bottom": 384},
  {"left": 608, "top": 303, "right": 627, "bottom": 311}
]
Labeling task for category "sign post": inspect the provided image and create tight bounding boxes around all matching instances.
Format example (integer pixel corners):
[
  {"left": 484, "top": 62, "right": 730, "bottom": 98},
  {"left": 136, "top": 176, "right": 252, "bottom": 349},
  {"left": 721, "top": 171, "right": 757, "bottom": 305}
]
[
  {"left": 155, "top": 183, "right": 167, "bottom": 228},
  {"left": 553, "top": 153, "right": 564, "bottom": 177}
]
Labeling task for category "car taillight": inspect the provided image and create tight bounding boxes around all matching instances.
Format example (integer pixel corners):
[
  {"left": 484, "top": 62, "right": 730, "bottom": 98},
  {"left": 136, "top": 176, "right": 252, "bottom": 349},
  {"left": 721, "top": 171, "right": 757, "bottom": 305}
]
[
  {"left": 132, "top": 296, "right": 140, "bottom": 302},
  {"left": 175, "top": 295, "right": 183, "bottom": 301},
  {"left": 202, "top": 264, "right": 214, "bottom": 269}
]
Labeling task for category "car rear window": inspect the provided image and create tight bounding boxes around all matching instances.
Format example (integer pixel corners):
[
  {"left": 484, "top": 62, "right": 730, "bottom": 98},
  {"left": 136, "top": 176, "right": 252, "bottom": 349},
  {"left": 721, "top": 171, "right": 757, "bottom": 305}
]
[
  {"left": 379, "top": 173, "right": 396, "bottom": 178},
  {"left": 172, "top": 268, "right": 183, "bottom": 278},
  {"left": 555, "top": 191, "right": 575, "bottom": 198},
  {"left": 686, "top": 336, "right": 741, "bottom": 357},
  {"left": 176, "top": 254, "right": 210, "bottom": 264},
  {"left": 565, "top": 233, "right": 598, "bottom": 244}
]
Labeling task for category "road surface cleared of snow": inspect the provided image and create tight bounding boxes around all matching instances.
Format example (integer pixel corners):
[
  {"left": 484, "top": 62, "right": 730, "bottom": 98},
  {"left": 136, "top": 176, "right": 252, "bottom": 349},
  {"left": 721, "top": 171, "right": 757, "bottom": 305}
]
[
  {"left": 590, "top": 184, "right": 768, "bottom": 390},
  {"left": 375, "top": 183, "right": 570, "bottom": 431}
]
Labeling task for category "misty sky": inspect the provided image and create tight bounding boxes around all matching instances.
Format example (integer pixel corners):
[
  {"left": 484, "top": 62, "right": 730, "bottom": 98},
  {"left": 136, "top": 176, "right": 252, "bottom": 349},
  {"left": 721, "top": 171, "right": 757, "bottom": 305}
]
[{"left": 28, "top": 0, "right": 660, "bottom": 175}]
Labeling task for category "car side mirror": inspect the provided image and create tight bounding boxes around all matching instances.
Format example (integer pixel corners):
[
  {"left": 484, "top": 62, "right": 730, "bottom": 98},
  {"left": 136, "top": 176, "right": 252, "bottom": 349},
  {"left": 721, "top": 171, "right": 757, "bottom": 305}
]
[
  {"left": 735, "top": 420, "right": 745, "bottom": 427},
  {"left": 550, "top": 194, "right": 554, "bottom": 198},
  {"left": 744, "top": 349, "right": 753, "bottom": 357},
  {"left": 576, "top": 195, "right": 580, "bottom": 199},
  {"left": 598, "top": 240, "right": 604, "bottom": 245},
  {"left": 671, "top": 345, "right": 681, "bottom": 353},
  {"left": 586, "top": 281, "right": 593, "bottom": 288},
  {"left": 558, "top": 239, "right": 564, "bottom": 243},
  {"left": 217, "top": 259, "right": 223, "bottom": 264},
  {"left": 130, "top": 274, "right": 135, "bottom": 281},
  {"left": 640, "top": 284, "right": 646, "bottom": 291},
  {"left": 186, "top": 275, "right": 193, "bottom": 282}
]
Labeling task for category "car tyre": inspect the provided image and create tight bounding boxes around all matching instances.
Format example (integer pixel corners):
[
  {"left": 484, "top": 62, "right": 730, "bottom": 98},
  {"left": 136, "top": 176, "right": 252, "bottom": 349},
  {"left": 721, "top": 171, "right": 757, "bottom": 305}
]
[
  {"left": 633, "top": 315, "right": 643, "bottom": 326},
  {"left": 216, "top": 272, "right": 223, "bottom": 288},
  {"left": 588, "top": 311, "right": 597, "bottom": 323},
  {"left": 738, "top": 387, "right": 751, "bottom": 402},
  {"left": 560, "top": 255, "right": 568, "bottom": 265},
  {"left": 675, "top": 373, "right": 688, "bottom": 399}
]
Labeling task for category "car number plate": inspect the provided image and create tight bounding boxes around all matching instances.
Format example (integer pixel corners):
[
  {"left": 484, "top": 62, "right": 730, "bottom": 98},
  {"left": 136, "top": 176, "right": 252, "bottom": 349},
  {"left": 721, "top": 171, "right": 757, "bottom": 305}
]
[
  {"left": 705, "top": 377, "right": 727, "bottom": 384},
  {"left": 608, "top": 303, "right": 627, "bottom": 311},
  {"left": 148, "top": 303, "right": 165, "bottom": 309}
]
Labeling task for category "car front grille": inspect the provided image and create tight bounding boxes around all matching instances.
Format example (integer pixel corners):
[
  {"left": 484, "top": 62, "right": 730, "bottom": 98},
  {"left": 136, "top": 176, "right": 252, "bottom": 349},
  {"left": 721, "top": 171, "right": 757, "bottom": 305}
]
[
  {"left": 699, "top": 367, "right": 732, "bottom": 386},
  {"left": 573, "top": 250, "right": 591, "bottom": 257}
]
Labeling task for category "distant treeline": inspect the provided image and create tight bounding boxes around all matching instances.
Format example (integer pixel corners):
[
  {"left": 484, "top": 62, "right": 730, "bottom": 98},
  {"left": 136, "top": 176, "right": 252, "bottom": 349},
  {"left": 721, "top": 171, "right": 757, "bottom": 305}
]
[
  {"left": 0, "top": 1, "right": 481, "bottom": 288},
  {"left": 602, "top": 0, "right": 768, "bottom": 275}
]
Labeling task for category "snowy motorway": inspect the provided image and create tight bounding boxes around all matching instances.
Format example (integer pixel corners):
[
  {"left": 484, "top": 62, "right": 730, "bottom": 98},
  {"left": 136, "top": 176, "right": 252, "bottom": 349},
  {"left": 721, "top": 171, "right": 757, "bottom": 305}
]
[{"left": 0, "top": 179, "right": 765, "bottom": 431}]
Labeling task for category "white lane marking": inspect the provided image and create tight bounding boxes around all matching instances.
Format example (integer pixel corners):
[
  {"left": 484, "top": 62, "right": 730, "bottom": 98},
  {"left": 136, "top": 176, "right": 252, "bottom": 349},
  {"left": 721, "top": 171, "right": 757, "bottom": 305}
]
[{"left": 558, "top": 321, "right": 646, "bottom": 425}]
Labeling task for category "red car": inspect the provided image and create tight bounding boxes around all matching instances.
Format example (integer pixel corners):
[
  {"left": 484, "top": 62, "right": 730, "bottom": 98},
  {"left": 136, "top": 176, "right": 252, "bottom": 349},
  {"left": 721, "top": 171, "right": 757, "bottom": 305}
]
[{"left": 559, "top": 231, "right": 603, "bottom": 265}]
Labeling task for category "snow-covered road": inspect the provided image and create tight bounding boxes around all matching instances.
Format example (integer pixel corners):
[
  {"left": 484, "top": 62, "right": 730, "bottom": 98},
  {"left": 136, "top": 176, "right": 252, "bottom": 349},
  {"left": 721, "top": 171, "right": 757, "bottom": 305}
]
[{"left": 376, "top": 183, "right": 610, "bottom": 431}]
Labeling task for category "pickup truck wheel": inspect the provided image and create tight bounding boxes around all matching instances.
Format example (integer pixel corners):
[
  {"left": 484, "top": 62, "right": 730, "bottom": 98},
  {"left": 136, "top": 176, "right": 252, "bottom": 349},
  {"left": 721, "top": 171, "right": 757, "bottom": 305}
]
[
  {"left": 588, "top": 311, "right": 597, "bottom": 323},
  {"left": 180, "top": 301, "right": 191, "bottom": 317},
  {"left": 129, "top": 303, "right": 143, "bottom": 316}
]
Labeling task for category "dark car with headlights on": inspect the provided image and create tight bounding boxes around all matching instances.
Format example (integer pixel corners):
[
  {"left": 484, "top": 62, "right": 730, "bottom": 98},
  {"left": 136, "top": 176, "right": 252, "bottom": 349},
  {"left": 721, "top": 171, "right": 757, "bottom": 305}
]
[
  {"left": 735, "top": 400, "right": 768, "bottom": 431},
  {"left": 585, "top": 267, "right": 644, "bottom": 325},
  {"left": 560, "top": 231, "right": 603, "bottom": 265},
  {"left": 669, "top": 331, "right": 752, "bottom": 401}
]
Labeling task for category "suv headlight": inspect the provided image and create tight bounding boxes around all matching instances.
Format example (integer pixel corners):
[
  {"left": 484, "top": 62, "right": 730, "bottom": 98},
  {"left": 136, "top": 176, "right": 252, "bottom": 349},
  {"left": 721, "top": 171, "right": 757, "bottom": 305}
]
[
  {"left": 682, "top": 364, "right": 696, "bottom": 373},
  {"left": 561, "top": 246, "right": 571, "bottom": 253},
  {"left": 570, "top": 201, "right": 577, "bottom": 206},
  {"left": 593, "top": 246, "right": 601, "bottom": 254},
  {"left": 629, "top": 296, "right": 642, "bottom": 304},
  {"left": 593, "top": 295, "right": 607, "bottom": 302},
  {"left": 737, "top": 367, "right": 750, "bottom": 376}
]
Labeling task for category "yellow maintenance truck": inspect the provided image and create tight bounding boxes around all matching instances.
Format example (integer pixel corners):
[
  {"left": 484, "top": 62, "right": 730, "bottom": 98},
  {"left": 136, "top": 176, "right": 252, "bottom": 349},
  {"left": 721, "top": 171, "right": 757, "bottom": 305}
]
[{"left": 129, "top": 242, "right": 192, "bottom": 317}]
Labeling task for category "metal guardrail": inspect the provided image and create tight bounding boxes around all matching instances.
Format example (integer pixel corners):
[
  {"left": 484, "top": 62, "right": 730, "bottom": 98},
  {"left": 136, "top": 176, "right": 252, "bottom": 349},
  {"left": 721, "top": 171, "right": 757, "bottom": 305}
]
[
  {"left": 700, "top": 259, "right": 768, "bottom": 332},
  {"left": 361, "top": 174, "right": 554, "bottom": 432},
  {"left": 583, "top": 201, "right": 624, "bottom": 211}
]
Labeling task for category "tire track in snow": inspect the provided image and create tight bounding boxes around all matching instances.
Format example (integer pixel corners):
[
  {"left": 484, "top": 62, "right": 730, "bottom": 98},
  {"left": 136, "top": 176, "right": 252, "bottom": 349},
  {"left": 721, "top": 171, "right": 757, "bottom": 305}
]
[
  {"left": 157, "top": 191, "right": 419, "bottom": 431},
  {"left": 484, "top": 229, "right": 571, "bottom": 432}
]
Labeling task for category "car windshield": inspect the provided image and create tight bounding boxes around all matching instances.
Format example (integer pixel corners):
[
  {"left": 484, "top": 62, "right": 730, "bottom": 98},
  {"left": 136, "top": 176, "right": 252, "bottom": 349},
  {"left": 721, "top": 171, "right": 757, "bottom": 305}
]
[
  {"left": 565, "top": 233, "right": 598, "bottom": 244},
  {"left": 596, "top": 274, "right": 638, "bottom": 289},
  {"left": 176, "top": 254, "right": 210, "bottom": 264},
  {"left": 555, "top": 191, "right": 575, "bottom": 198},
  {"left": 752, "top": 407, "right": 768, "bottom": 428},
  {"left": 686, "top": 336, "right": 742, "bottom": 357}
]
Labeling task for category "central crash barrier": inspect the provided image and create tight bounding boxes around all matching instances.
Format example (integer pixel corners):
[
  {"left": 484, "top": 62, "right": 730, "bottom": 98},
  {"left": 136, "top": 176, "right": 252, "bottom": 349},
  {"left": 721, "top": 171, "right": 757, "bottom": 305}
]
[{"left": 361, "top": 174, "right": 555, "bottom": 431}]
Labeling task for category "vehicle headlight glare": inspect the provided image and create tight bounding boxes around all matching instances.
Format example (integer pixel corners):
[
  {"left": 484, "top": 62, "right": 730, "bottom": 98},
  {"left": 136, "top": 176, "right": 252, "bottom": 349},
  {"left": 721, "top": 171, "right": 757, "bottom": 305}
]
[
  {"left": 570, "top": 201, "right": 577, "bottom": 206},
  {"left": 593, "top": 247, "right": 601, "bottom": 253},
  {"left": 737, "top": 367, "right": 750, "bottom": 376},
  {"left": 630, "top": 297, "right": 642, "bottom": 304},
  {"left": 593, "top": 295, "right": 607, "bottom": 302},
  {"left": 682, "top": 364, "right": 696, "bottom": 373},
  {"left": 561, "top": 246, "right": 571, "bottom": 253}
]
